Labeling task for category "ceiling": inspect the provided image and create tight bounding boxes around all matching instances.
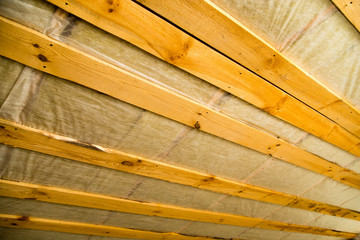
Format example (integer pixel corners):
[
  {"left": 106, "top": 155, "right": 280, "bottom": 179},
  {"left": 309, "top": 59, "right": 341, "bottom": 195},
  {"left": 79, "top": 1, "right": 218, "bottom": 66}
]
[{"left": 0, "top": 0, "right": 360, "bottom": 240}]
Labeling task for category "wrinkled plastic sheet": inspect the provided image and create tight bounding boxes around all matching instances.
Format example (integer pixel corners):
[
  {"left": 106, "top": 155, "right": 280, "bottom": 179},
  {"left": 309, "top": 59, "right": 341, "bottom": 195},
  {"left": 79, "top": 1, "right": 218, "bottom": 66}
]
[
  {"left": 212, "top": 0, "right": 360, "bottom": 109},
  {"left": 0, "top": 0, "right": 360, "bottom": 239}
]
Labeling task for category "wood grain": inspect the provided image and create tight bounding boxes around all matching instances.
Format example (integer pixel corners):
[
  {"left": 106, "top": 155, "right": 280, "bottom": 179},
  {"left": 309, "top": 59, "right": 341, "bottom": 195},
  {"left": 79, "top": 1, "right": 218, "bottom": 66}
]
[
  {"left": 133, "top": 0, "right": 360, "bottom": 138},
  {"left": 0, "top": 16, "right": 360, "bottom": 188},
  {"left": 332, "top": 0, "right": 360, "bottom": 32},
  {"left": 1, "top": 179, "right": 357, "bottom": 237},
  {"left": 0, "top": 214, "right": 241, "bottom": 240},
  {"left": 45, "top": 0, "right": 360, "bottom": 157},
  {"left": 1, "top": 119, "right": 360, "bottom": 222}
]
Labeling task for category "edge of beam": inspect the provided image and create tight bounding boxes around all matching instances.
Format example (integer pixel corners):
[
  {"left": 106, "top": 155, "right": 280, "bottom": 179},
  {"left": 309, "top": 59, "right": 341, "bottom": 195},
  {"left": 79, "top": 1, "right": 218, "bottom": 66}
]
[
  {"left": 1, "top": 119, "right": 360, "bottom": 222},
  {"left": 45, "top": 0, "right": 360, "bottom": 156},
  {"left": 0, "top": 179, "right": 356, "bottom": 237},
  {"left": 0, "top": 214, "right": 243, "bottom": 240},
  {"left": 1, "top": 16, "right": 360, "bottom": 189},
  {"left": 132, "top": 0, "right": 360, "bottom": 138},
  {"left": 332, "top": 0, "right": 360, "bottom": 32}
]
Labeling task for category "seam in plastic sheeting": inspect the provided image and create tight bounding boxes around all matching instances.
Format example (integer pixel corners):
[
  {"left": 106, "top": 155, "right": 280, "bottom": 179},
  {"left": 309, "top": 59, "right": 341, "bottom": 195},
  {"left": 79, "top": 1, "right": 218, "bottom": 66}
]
[
  {"left": 82, "top": 211, "right": 115, "bottom": 240},
  {"left": 175, "top": 175, "right": 231, "bottom": 234},
  {"left": 177, "top": 188, "right": 242, "bottom": 235},
  {"left": 262, "top": 154, "right": 360, "bottom": 237},
  {"left": 0, "top": 67, "right": 44, "bottom": 123},
  {"left": 289, "top": 182, "right": 360, "bottom": 236},
  {"left": 0, "top": 4, "right": 72, "bottom": 124},
  {"left": 154, "top": 89, "right": 226, "bottom": 161},
  {"left": 236, "top": 155, "right": 360, "bottom": 236},
  {"left": 239, "top": 132, "right": 308, "bottom": 184},
  {"left": 0, "top": 146, "right": 13, "bottom": 178},
  {"left": 114, "top": 110, "right": 146, "bottom": 148},
  {"left": 0, "top": 59, "right": 25, "bottom": 107},
  {"left": 299, "top": 155, "right": 360, "bottom": 207},
  {"left": 278, "top": 4, "right": 337, "bottom": 52},
  {"left": 123, "top": 88, "right": 227, "bottom": 199}
]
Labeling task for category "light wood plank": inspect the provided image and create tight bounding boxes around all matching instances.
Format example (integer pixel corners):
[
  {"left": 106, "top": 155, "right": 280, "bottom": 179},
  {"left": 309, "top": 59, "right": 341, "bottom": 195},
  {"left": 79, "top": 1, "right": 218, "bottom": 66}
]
[
  {"left": 46, "top": 0, "right": 360, "bottom": 157},
  {"left": 1, "top": 179, "right": 357, "bottom": 237},
  {"left": 1, "top": 119, "right": 360, "bottom": 222},
  {"left": 0, "top": 214, "right": 243, "bottom": 240},
  {"left": 1, "top": 16, "right": 360, "bottom": 189},
  {"left": 132, "top": 0, "right": 360, "bottom": 138},
  {"left": 332, "top": 0, "right": 360, "bottom": 32}
]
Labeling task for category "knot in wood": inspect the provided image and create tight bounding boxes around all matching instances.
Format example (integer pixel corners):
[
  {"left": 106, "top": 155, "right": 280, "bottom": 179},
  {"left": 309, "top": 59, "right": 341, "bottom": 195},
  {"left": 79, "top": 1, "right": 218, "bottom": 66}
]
[{"left": 38, "top": 54, "right": 48, "bottom": 62}]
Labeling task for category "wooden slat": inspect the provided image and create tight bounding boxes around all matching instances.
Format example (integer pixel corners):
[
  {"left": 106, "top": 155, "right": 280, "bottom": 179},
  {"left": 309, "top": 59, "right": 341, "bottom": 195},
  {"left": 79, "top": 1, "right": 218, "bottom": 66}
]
[
  {"left": 1, "top": 119, "right": 360, "bottom": 222},
  {"left": 0, "top": 214, "right": 242, "bottom": 240},
  {"left": 332, "top": 0, "right": 360, "bottom": 32},
  {"left": 0, "top": 180, "right": 356, "bottom": 237},
  {"left": 46, "top": 0, "right": 360, "bottom": 157},
  {"left": 1, "top": 17, "right": 360, "bottom": 189},
  {"left": 132, "top": 0, "right": 360, "bottom": 138}
]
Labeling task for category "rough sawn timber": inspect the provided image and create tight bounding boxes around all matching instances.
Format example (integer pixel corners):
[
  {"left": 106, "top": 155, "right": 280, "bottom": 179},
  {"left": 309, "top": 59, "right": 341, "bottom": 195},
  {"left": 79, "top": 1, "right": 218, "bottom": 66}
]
[
  {"left": 0, "top": 214, "right": 246, "bottom": 240},
  {"left": 0, "top": 179, "right": 357, "bottom": 237},
  {"left": 332, "top": 0, "right": 360, "bottom": 32},
  {"left": 133, "top": 0, "right": 360, "bottom": 138},
  {"left": 46, "top": 0, "right": 360, "bottom": 156},
  {"left": 1, "top": 119, "right": 360, "bottom": 222},
  {"left": 0, "top": 16, "right": 360, "bottom": 189}
]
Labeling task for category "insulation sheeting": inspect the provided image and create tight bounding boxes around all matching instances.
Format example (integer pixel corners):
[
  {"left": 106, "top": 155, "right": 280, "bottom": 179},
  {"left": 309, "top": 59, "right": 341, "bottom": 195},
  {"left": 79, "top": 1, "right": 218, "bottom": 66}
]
[
  {"left": 0, "top": 0, "right": 359, "bottom": 240},
  {"left": 211, "top": 0, "right": 360, "bottom": 109},
  {"left": 0, "top": 227, "right": 101, "bottom": 240}
]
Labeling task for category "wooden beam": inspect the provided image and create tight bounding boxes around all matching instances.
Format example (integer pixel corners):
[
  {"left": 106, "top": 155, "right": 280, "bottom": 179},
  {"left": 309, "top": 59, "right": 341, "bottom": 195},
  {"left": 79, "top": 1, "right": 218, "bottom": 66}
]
[
  {"left": 1, "top": 119, "right": 360, "bottom": 222},
  {"left": 1, "top": 179, "right": 356, "bottom": 237},
  {"left": 131, "top": 0, "right": 360, "bottom": 138},
  {"left": 1, "top": 17, "right": 360, "bottom": 189},
  {"left": 332, "top": 0, "right": 360, "bottom": 32},
  {"left": 0, "top": 214, "right": 245, "bottom": 240},
  {"left": 45, "top": 0, "right": 360, "bottom": 157},
  {"left": 1, "top": 16, "right": 360, "bottom": 190}
]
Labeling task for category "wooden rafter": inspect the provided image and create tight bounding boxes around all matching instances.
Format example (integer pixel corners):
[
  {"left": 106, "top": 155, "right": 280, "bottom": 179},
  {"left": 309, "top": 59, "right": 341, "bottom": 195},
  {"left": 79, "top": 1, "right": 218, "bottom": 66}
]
[
  {"left": 1, "top": 119, "right": 360, "bottom": 221},
  {"left": 332, "top": 0, "right": 360, "bottom": 32},
  {"left": 131, "top": 0, "right": 360, "bottom": 138},
  {"left": 0, "top": 214, "right": 245, "bottom": 240},
  {"left": 46, "top": 0, "right": 360, "bottom": 157},
  {"left": 0, "top": 179, "right": 356, "bottom": 237},
  {"left": 0, "top": 17, "right": 360, "bottom": 189}
]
